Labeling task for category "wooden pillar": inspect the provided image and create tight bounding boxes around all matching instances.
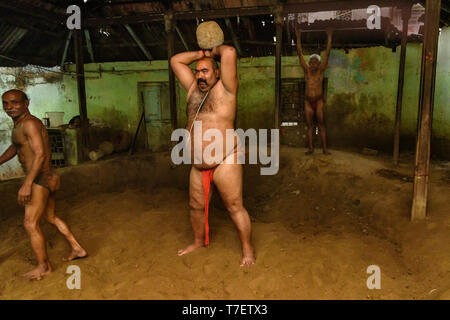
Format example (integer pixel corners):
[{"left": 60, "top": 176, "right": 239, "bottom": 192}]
[
  {"left": 165, "top": 10, "right": 177, "bottom": 131},
  {"left": 411, "top": 0, "right": 442, "bottom": 221},
  {"left": 274, "top": 5, "right": 283, "bottom": 129},
  {"left": 73, "top": 29, "right": 90, "bottom": 159},
  {"left": 393, "top": 5, "right": 412, "bottom": 165}
]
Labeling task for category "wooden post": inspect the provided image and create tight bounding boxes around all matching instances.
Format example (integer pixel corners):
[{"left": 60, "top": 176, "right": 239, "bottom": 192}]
[
  {"left": 274, "top": 5, "right": 283, "bottom": 129},
  {"left": 411, "top": 0, "right": 441, "bottom": 221},
  {"left": 165, "top": 11, "right": 177, "bottom": 131},
  {"left": 60, "top": 30, "right": 73, "bottom": 69},
  {"left": 73, "top": 29, "right": 90, "bottom": 159},
  {"left": 393, "top": 5, "right": 412, "bottom": 165}
]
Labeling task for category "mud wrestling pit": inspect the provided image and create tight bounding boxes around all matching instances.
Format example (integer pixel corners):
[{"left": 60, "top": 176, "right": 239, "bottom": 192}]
[
  {"left": 0, "top": 0, "right": 449, "bottom": 305},
  {"left": 0, "top": 147, "right": 449, "bottom": 300}
]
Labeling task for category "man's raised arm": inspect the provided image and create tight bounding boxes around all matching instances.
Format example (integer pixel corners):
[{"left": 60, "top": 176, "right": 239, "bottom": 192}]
[
  {"left": 320, "top": 29, "right": 333, "bottom": 71},
  {"left": 211, "top": 45, "right": 238, "bottom": 94},
  {"left": 0, "top": 145, "right": 17, "bottom": 166},
  {"left": 295, "top": 28, "right": 308, "bottom": 71},
  {"left": 170, "top": 50, "right": 204, "bottom": 91}
]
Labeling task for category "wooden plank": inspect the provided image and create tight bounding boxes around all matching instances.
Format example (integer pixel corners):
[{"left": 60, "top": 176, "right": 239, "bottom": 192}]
[
  {"left": 86, "top": 0, "right": 417, "bottom": 27},
  {"left": 124, "top": 24, "right": 154, "bottom": 60},
  {"left": 393, "top": 5, "right": 411, "bottom": 165},
  {"left": 60, "top": 30, "right": 73, "bottom": 69},
  {"left": 411, "top": 0, "right": 442, "bottom": 221},
  {"left": 84, "top": 29, "right": 95, "bottom": 63},
  {"left": 225, "top": 18, "right": 243, "bottom": 56},
  {"left": 175, "top": 26, "right": 190, "bottom": 51}
]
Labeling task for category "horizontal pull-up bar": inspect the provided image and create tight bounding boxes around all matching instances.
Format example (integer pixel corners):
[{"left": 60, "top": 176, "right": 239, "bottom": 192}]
[{"left": 298, "top": 27, "right": 374, "bottom": 32}]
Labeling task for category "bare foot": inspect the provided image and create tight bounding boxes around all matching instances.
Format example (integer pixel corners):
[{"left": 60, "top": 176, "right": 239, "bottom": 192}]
[
  {"left": 21, "top": 264, "right": 52, "bottom": 280},
  {"left": 240, "top": 248, "right": 255, "bottom": 267},
  {"left": 305, "top": 149, "right": 314, "bottom": 155},
  {"left": 178, "top": 242, "right": 203, "bottom": 256},
  {"left": 323, "top": 150, "right": 331, "bottom": 155},
  {"left": 63, "top": 247, "right": 88, "bottom": 262}
]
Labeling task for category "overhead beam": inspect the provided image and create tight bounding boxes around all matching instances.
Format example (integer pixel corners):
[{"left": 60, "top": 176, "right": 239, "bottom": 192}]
[
  {"left": 0, "top": 1, "right": 65, "bottom": 26},
  {"left": 411, "top": 0, "right": 442, "bottom": 220},
  {"left": 61, "top": 30, "right": 73, "bottom": 68},
  {"left": 175, "top": 26, "right": 191, "bottom": 51},
  {"left": 0, "top": 15, "right": 60, "bottom": 37},
  {"left": 84, "top": 29, "right": 95, "bottom": 62},
  {"left": 86, "top": 1, "right": 417, "bottom": 27},
  {"left": 283, "top": 0, "right": 414, "bottom": 13},
  {"left": 393, "top": 5, "right": 412, "bottom": 165},
  {"left": 124, "top": 24, "right": 153, "bottom": 60},
  {"left": 86, "top": 6, "right": 271, "bottom": 27},
  {"left": 224, "top": 18, "right": 243, "bottom": 56}
]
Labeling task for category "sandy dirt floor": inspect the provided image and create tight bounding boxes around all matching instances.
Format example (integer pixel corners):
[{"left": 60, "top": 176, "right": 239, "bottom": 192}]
[{"left": 0, "top": 147, "right": 449, "bottom": 299}]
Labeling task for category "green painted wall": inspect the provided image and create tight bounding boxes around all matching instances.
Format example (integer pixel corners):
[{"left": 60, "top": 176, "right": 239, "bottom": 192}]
[{"left": 1, "top": 27, "right": 449, "bottom": 179}]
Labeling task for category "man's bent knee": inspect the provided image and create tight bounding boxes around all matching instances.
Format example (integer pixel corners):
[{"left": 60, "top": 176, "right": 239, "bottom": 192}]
[
  {"left": 226, "top": 202, "right": 244, "bottom": 216},
  {"left": 24, "top": 219, "right": 39, "bottom": 232}
]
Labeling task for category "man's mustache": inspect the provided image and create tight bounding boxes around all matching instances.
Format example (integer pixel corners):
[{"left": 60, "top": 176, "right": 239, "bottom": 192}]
[{"left": 197, "top": 78, "right": 207, "bottom": 85}]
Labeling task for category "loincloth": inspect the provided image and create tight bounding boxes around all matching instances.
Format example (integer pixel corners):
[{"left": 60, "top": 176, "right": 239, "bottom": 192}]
[
  {"left": 201, "top": 147, "right": 246, "bottom": 246},
  {"left": 306, "top": 95, "right": 323, "bottom": 111},
  {"left": 33, "top": 170, "right": 60, "bottom": 194}
]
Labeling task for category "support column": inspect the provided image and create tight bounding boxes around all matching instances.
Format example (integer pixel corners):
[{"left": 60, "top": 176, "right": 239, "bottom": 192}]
[
  {"left": 274, "top": 5, "right": 283, "bottom": 129},
  {"left": 73, "top": 29, "right": 90, "bottom": 160},
  {"left": 393, "top": 5, "right": 412, "bottom": 165},
  {"left": 165, "top": 10, "right": 177, "bottom": 131},
  {"left": 411, "top": 0, "right": 442, "bottom": 220}
]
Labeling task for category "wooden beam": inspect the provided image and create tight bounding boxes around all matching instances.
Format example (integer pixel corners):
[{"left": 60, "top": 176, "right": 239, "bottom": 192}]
[
  {"left": 0, "top": 1, "right": 65, "bottom": 26},
  {"left": 224, "top": 18, "right": 243, "bottom": 56},
  {"left": 283, "top": 0, "right": 414, "bottom": 13},
  {"left": 73, "top": 29, "right": 90, "bottom": 159},
  {"left": 165, "top": 11, "right": 177, "bottom": 131},
  {"left": 274, "top": 5, "right": 283, "bottom": 130},
  {"left": 84, "top": 29, "right": 95, "bottom": 63},
  {"left": 0, "top": 14, "right": 60, "bottom": 37},
  {"left": 61, "top": 30, "right": 73, "bottom": 69},
  {"left": 86, "top": 6, "right": 272, "bottom": 27},
  {"left": 86, "top": 1, "right": 417, "bottom": 27},
  {"left": 393, "top": 5, "right": 412, "bottom": 165},
  {"left": 175, "top": 26, "right": 190, "bottom": 51},
  {"left": 124, "top": 24, "right": 153, "bottom": 60},
  {"left": 411, "top": 0, "right": 442, "bottom": 221}
]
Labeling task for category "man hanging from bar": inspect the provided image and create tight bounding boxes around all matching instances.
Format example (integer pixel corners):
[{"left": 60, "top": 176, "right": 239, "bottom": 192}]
[
  {"left": 0, "top": 89, "right": 87, "bottom": 280},
  {"left": 295, "top": 25, "right": 333, "bottom": 155},
  {"left": 170, "top": 21, "right": 255, "bottom": 266}
]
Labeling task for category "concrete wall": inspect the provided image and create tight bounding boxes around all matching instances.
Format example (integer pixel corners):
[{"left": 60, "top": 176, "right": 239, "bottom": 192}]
[{"left": 1, "top": 27, "right": 449, "bottom": 180}]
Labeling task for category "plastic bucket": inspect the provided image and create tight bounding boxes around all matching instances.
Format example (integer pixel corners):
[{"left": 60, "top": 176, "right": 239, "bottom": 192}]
[{"left": 45, "top": 112, "right": 65, "bottom": 128}]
